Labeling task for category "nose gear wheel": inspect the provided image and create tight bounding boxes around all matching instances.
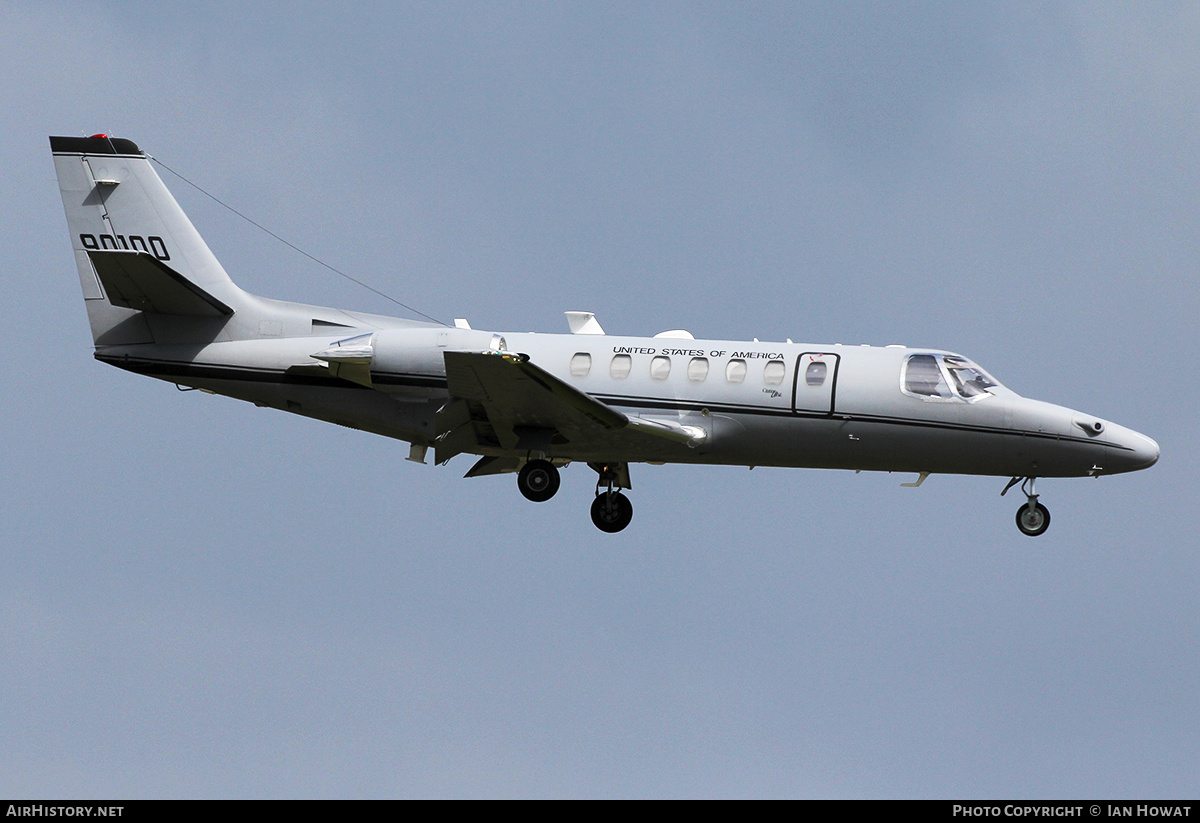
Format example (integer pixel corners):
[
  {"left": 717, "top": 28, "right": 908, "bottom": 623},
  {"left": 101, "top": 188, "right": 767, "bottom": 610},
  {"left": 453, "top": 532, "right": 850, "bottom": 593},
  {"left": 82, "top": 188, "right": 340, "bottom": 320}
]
[
  {"left": 1004, "top": 476, "right": 1052, "bottom": 537},
  {"left": 1016, "top": 501, "right": 1051, "bottom": 537}
]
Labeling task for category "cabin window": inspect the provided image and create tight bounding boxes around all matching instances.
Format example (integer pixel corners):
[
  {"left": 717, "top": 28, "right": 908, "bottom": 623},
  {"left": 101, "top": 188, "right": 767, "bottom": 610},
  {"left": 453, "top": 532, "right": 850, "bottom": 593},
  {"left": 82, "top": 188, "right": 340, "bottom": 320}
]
[
  {"left": 610, "top": 354, "right": 632, "bottom": 379},
  {"left": 763, "top": 359, "right": 785, "bottom": 386},
  {"left": 725, "top": 359, "right": 747, "bottom": 383},
  {"left": 687, "top": 357, "right": 709, "bottom": 382},
  {"left": 569, "top": 352, "right": 592, "bottom": 377},
  {"left": 650, "top": 355, "right": 671, "bottom": 380},
  {"left": 805, "top": 361, "right": 827, "bottom": 386}
]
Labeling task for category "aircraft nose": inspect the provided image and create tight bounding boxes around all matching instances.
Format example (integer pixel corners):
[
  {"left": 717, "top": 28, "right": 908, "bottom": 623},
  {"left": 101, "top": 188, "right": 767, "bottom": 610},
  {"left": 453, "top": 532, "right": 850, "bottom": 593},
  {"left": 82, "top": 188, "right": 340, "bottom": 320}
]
[
  {"left": 1108, "top": 427, "right": 1160, "bottom": 473},
  {"left": 1132, "top": 432, "right": 1160, "bottom": 470}
]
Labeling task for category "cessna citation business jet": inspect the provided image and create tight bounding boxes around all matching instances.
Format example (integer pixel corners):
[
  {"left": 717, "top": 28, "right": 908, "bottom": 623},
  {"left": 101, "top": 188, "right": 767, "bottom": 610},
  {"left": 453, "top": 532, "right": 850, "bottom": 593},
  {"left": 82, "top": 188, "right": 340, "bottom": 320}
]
[{"left": 51, "top": 135, "right": 1159, "bottom": 536}]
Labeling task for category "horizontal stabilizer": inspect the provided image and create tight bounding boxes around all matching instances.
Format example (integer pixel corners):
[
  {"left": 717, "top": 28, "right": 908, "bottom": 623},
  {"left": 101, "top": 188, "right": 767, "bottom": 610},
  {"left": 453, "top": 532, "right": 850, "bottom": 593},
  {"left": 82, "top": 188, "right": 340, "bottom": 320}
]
[
  {"left": 310, "top": 333, "right": 375, "bottom": 387},
  {"left": 87, "top": 250, "right": 233, "bottom": 317}
]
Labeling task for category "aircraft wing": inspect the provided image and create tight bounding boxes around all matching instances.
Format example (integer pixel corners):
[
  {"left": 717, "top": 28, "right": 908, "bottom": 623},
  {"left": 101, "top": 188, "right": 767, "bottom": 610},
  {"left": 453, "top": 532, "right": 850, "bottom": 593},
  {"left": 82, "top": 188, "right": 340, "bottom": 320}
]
[{"left": 438, "top": 351, "right": 704, "bottom": 462}]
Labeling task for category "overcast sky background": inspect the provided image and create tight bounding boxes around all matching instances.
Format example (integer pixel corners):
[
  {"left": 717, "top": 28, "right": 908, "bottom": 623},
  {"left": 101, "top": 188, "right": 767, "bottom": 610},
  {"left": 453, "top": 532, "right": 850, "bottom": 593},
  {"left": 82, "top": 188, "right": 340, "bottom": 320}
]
[{"left": 2, "top": 1, "right": 1196, "bottom": 798}]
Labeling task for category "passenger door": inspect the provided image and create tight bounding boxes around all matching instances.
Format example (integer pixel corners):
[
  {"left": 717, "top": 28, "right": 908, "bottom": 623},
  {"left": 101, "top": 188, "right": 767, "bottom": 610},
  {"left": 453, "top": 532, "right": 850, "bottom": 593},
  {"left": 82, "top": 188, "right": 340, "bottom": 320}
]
[{"left": 792, "top": 352, "right": 840, "bottom": 415}]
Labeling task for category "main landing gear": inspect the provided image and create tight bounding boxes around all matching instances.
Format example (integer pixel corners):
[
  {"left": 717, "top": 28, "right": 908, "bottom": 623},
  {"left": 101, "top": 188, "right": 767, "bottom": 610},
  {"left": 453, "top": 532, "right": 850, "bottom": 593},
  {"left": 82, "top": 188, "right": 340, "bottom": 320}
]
[
  {"left": 1002, "top": 476, "right": 1051, "bottom": 537},
  {"left": 517, "top": 459, "right": 560, "bottom": 502},
  {"left": 513, "top": 459, "right": 634, "bottom": 533}
]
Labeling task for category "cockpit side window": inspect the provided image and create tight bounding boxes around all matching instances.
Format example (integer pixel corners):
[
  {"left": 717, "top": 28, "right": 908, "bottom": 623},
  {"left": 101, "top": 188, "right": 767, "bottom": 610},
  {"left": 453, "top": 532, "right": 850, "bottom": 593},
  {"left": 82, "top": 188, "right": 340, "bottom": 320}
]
[
  {"left": 903, "top": 354, "right": 999, "bottom": 401},
  {"left": 904, "top": 354, "right": 951, "bottom": 398}
]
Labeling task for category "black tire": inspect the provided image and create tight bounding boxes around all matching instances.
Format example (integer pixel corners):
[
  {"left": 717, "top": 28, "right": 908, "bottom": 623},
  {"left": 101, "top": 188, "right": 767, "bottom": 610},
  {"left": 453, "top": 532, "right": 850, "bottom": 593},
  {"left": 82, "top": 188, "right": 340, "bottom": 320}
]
[
  {"left": 590, "top": 492, "right": 633, "bottom": 533},
  {"left": 1016, "top": 501, "right": 1051, "bottom": 537},
  {"left": 517, "top": 459, "right": 560, "bottom": 502}
]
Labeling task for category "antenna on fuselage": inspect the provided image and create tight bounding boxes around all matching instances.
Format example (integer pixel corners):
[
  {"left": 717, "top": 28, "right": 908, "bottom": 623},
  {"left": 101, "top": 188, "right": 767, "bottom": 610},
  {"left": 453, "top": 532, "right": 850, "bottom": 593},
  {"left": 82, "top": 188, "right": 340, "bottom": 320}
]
[{"left": 150, "top": 154, "right": 448, "bottom": 327}]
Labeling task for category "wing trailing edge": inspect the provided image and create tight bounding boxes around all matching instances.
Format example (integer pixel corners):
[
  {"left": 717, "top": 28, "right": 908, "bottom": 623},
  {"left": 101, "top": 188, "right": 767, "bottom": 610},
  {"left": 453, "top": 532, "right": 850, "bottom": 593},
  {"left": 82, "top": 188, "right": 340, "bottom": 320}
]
[{"left": 436, "top": 351, "right": 706, "bottom": 463}]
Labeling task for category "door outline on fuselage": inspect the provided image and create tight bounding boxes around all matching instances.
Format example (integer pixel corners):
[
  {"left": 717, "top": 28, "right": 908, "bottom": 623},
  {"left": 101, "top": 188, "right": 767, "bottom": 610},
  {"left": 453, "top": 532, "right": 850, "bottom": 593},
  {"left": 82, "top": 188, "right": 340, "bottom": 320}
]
[{"left": 792, "top": 352, "right": 840, "bottom": 415}]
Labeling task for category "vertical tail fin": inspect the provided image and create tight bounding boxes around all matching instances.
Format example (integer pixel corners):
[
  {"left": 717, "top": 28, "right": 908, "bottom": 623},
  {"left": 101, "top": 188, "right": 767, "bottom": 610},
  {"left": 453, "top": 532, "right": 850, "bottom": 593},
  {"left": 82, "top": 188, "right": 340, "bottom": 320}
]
[{"left": 50, "top": 135, "right": 246, "bottom": 346}]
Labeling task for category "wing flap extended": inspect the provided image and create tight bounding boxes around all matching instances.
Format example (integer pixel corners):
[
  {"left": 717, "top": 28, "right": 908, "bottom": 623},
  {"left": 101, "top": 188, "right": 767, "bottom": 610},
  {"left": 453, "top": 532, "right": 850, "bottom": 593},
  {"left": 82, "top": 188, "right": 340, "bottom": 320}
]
[
  {"left": 86, "top": 249, "right": 234, "bottom": 317},
  {"left": 444, "top": 350, "right": 625, "bottom": 434}
]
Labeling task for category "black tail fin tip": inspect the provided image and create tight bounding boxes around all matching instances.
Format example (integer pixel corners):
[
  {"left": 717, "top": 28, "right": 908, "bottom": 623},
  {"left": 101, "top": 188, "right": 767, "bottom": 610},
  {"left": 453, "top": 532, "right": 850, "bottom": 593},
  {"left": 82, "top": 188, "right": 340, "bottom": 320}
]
[{"left": 49, "top": 135, "right": 143, "bottom": 156}]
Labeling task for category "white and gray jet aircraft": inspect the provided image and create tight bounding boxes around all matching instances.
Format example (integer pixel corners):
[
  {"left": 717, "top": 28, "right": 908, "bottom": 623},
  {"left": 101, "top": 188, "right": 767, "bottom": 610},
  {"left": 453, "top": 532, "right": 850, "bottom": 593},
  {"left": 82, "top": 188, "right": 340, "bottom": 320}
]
[{"left": 51, "top": 134, "right": 1159, "bottom": 535}]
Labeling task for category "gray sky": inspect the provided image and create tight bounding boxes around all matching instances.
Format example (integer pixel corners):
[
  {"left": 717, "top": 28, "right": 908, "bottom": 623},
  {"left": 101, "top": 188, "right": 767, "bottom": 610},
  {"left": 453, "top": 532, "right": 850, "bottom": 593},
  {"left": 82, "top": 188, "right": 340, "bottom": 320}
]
[{"left": 2, "top": 1, "right": 1196, "bottom": 798}]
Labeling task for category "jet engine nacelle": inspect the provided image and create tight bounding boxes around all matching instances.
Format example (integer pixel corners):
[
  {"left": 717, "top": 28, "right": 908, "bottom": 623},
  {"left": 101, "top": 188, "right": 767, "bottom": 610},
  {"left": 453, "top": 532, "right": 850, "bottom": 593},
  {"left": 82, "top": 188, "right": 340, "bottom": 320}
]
[{"left": 370, "top": 327, "right": 507, "bottom": 376}]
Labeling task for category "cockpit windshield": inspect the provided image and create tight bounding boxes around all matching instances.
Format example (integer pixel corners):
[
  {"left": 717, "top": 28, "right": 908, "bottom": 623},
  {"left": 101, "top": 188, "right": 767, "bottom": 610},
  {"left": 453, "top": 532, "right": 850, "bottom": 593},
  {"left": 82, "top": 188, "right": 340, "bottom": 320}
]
[
  {"left": 943, "top": 355, "right": 997, "bottom": 398},
  {"left": 904, "top": 354, "right": 999, "bottom": 401}
]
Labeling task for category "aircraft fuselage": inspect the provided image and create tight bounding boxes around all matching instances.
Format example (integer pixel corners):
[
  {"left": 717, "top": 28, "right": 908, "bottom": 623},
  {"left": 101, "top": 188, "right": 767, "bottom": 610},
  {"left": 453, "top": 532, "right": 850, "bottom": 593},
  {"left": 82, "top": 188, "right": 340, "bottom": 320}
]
[{"left": 95, "top": 326, "right": 1158, "bottom": 480}]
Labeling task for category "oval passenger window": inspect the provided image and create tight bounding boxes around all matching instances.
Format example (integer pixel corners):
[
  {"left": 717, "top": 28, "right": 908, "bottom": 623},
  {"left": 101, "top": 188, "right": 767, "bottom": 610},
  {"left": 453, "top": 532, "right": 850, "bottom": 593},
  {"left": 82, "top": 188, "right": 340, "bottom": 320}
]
[
  {"left": 610, "top": 354, "right": 632, "bottom": 379},
  {"left": 570, "top": 352, "right": 592, "bottom": 377},
  {"left": 650, "top": 356, "right": 671, "bottom": 380}
]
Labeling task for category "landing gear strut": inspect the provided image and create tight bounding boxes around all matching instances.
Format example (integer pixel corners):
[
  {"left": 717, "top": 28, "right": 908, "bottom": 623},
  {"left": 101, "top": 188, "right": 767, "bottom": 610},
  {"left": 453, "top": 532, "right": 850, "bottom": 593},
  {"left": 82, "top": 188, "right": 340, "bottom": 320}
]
[
  {"left": 1003, "top": 476, "right": 1051, "bottom": 537},
  {"left": 589, "top": 462, "right": 633, "bottom": 533},
  {"left": 517, "top": 459, "right": 560, "bottom": 502}
]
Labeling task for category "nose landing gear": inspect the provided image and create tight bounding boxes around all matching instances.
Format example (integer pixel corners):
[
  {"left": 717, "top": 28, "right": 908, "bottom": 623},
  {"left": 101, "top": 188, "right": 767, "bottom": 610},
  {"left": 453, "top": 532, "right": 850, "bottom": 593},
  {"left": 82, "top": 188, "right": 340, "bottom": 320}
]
[
  {"left": 1003, "top": 476, "right": 1051, "bottom": 537},
  {"left": 1016, "top": 500, "right": 1051, "bottom": 537}
]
